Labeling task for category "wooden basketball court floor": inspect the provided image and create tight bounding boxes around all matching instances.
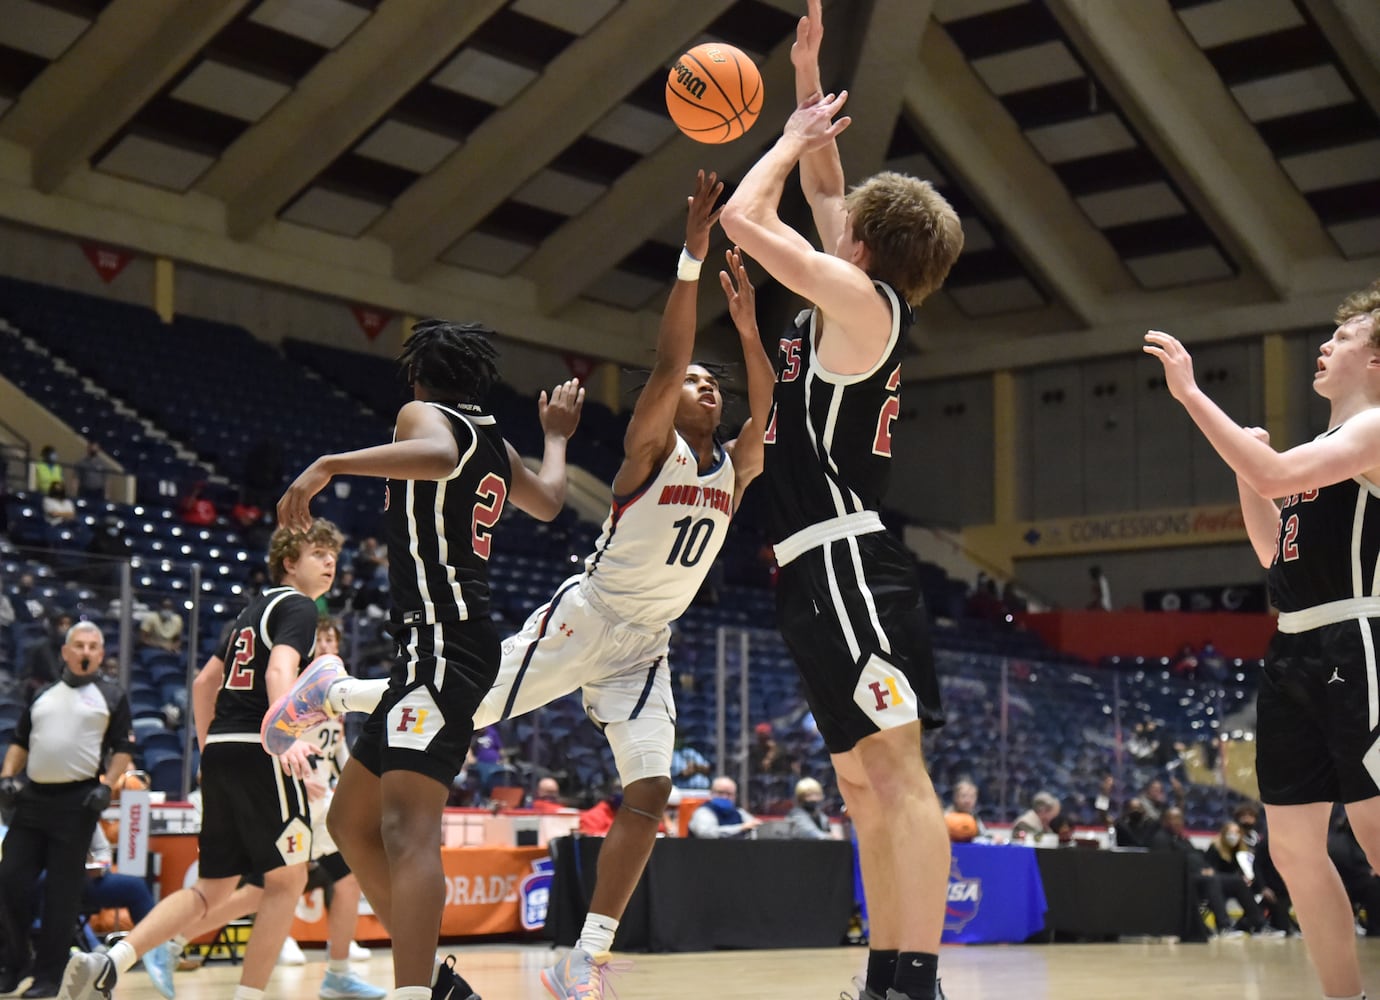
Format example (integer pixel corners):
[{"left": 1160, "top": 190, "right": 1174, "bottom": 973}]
[{"left": 86, "top": 937, "right": 1380, "bottom": 999}]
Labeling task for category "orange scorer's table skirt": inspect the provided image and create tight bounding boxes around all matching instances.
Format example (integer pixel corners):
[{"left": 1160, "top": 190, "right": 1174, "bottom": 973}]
[{"left": 152, "top": 835, "right": 553, "bottom": 943}]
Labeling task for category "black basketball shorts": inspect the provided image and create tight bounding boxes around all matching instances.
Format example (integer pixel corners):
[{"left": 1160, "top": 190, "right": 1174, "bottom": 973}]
[
  {"left": 351, "top": 619, "right": 501, "bottom": 788},
  {"left": 776, "top": 531, "right": 945, "bottom": 754},
  {"left": 198, "top": 739, "right": 312, "bottom": 879},
  {"left": 1256, "top": 617, "right": 1380, "bottom": 805}
]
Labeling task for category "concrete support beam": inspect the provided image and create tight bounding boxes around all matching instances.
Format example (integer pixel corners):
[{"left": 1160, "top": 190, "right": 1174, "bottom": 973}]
[
  {"left": 1048, "top": 0, "right": 1334, "bottom": 297},
  {"left": 199, "top": 0, "right": 506, "bottom": 240},
  {"left": 0, "top": 0, "right": 246, "bottom": 193},
  {"left": 376, "top": 2, "right": 738, "bottom": 281}
]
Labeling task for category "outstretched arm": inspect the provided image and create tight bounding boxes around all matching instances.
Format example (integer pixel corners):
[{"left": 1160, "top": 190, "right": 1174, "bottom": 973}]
[
  {"left": 1145, "top": 330, "right": 1380, "bottom": 497},
  {"left": 614, "top": 170, "right": 724, "bottom": 496},
  {"left": 507, "top": 378, "right": 584, "bottom": 521},
  {"left": 720, "top": 94, "right": 882, "bottom": 336},
  {"left": 720, "top": 248, "right": 772, "bottom": 504},
  {"left": 277, "top": 401, "right": 463, "bottom": 531},
  {"left": 792, "top": 0, "right": 847, "bottom": 250}
]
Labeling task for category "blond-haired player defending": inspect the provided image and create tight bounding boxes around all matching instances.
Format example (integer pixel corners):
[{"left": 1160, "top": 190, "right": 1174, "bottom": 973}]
[
  {"left": 1146, "top": 281, "right": 1380, "bottom": 1000},
  {"left": 62, "top": 521, "right": 343, "bottom": 1000},
  {"left": 719, "top": 3, "right": 963, "bottom": 998}
]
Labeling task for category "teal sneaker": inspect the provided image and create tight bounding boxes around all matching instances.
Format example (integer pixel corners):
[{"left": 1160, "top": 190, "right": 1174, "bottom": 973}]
[
  {"left": 142, "top": 941, "right": 177, "bottom": 1000},
  {"left": 261, "top": 654, "right": 344, "bottom": 754},
  {"left": 540, "top": 949, "right": 630, "bottom": 1000},
  {"left": 319, "top": 970, "right": 386, "bottom": 999}
]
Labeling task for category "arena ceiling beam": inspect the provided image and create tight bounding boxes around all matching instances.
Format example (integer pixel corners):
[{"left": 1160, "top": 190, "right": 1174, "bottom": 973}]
[
  {"left": 517, "top": 33, "right": 798, "bottom": 318},
  {"left": 1299, "top": 0, "right": 1380, "bottom": 123},
  {"left": 0, "top": 0, "right": 246, "bottom": 194},
  {"left": 903, "top": 25, "right": 1131, "bottom": 328},
  {"left": 198, "top": 0, "right": 505, "bottom": 241},
  {"left": 1046, "top": 0, "right": 1334, "bottom": 300},
  {"left": 376, "top": 2, "right": 738, "bottom": 283}
]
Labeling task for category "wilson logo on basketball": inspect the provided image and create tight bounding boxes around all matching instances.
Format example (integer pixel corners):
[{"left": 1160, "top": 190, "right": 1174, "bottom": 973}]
[{"left": 671, "top": 60, "right": 707, "bottom": 100}]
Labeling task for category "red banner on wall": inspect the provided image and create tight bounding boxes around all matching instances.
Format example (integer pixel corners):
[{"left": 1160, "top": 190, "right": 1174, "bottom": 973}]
[
  {"left": 564, "top": 353, "right": 597, "bottom": 381},
  {"left": 351, "top": 305, "right": 393, "bottom": 340},
  {"left": 80, "top": 242, "right": 132, "bottom": 284}
]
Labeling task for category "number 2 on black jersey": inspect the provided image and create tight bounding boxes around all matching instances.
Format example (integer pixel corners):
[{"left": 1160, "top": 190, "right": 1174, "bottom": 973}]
[{"left": 225, "top": 627, "right": 256, "bottom": 690}]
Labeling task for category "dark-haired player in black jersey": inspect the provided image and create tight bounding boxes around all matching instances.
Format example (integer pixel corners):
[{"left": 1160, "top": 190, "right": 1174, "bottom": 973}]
[
  {"left": 719, "top": 4, "right": 963, "bottom": 1000},
  {"left": 61, "top": 520, "right": 342, "bottom": 1000},
  {"left": 1146, "top": 279, "right": 1380, "bottom": 1000},
  {"left": 271, "top": 320, "right": 582, "bottom": 1000}
]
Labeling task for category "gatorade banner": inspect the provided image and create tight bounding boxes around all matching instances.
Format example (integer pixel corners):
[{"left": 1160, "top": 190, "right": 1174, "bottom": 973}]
[{"left": 152, "top": 837, "right": 548, "bottom": 943}]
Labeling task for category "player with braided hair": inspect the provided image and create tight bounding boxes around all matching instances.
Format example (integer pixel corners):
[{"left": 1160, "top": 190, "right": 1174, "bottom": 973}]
[{"left": 269, "top": 320, "right": 584, "bottom": 1000}]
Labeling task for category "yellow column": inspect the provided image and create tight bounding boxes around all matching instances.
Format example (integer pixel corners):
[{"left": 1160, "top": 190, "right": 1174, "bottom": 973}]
[
  {"left": 992, "top": 369, "right": 1017, "bottom": 525},
  {"left": 153, "top": 258, "right": 175, "bottom": 324},
  {"left": 1262, "top": 332, "right": 1288, "bottom": 447},
  {"left": 597, "top": 361, "right": 621, "bottom": 414}
]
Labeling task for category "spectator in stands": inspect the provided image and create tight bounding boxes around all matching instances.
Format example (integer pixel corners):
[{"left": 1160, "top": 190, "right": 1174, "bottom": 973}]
[
  {"left": 1090, "top": 773, "right": 1117, "bottom": 826},
  {"left": 1327, "top": 807, "right": 1380, "bottom": 936},
  {"left": 138, "top": 599, "right": 183, "bottom": 655},
  {"left": 964, "top": 573, "right": 1004, "bottom": 623},
  {"left": 82, "top": 825, "right": 156, "bottom": 928},
  {"left": 21, "top": 614, "right": 71, "bottom": 703},
  {"left": 32, "top": 446, "right": 62, "bottom": 497},
  {"left": 0, "top": 587, "right": 14, "bottom": 631},
  {"left": 1113, "top": 797, "right": 1159, "bottom": 848},
  {"left": 530, "top": 776, "right": 564, "bottom": 814},
  {"left": 9, "top": 575, "right": 45, "bottom": 626},
  {"left": 945, "top": 777, "right": 989, "bottom": 839},
  {"left": 40, "top": 482, "right": 75, "bottom": 528},
  {"left": 1000, "top": 580, "right": 1028, "bottom": 617},
  {"left": 1088, "top": 564, "right": 1112, "bottom": 610},
  {"left": 324, "top": 566, "right": 361, "bottom": 616},
  {"left": 1011, "top": 791, "right": 1060, "bottom": 841},
  {"left": 1197, "top": 640, "right": 1227, "bottom": 682},
  {"left": 1153, "top": 807, "right": 1263, "bottom": 939},
  {"left": 578, "top": 784, "right": 622, "bottom": 837},
  {"left": 177, "top": 481, "right": 216, "bottom": 527},
  {"left": 1051, "top": 814, "right": 1078, "bottom": 846},
  {"left": 352, "top": 537, "right": 386, "bottom": 585},
  {"left": 1203, "top": 820, "right": 1277, "bottom": 934},
  {"left": 1231, "top": 801, "right": 1294, "bottom": 933},
  {"left": 0, "top": 622, "right": 134, "bottom": 997},
  {"left": 73, "top": 443, "right": 106, "bottom": 504},
  {"left": 689, "top": 776, "right": 760, "bottom": 839},
  {"left": 1170, "top": 643, "right": 1199, "bottom": 680},
  {"left": 469, "top": 724, "right": 504, "bottom": 795},
  {"left": 750, "top": 721, "right": 798, "bottom": 780},
  {"left": 783, "top": 777, "right": 830, "bottom": 839},
  {"left": 671, "top": 738, "right": 712, "bottom": 791},
  {"left": 1140, "top": 775, "right": 1185, "bottom": 823},
  {"left": 244, "top": 564, "right": 269, "bottom": 594}
]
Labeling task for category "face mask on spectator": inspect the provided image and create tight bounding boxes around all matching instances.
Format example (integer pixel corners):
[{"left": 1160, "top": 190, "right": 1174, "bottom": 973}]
[{"left": 1223, "top": 832, "right": 1240, "bottom": 847}]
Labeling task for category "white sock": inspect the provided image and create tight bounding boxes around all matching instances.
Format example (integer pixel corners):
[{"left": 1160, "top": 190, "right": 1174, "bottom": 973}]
[
  {"left": 232, "top": 986, "right": 265, "bottom": 1000},
  {"left": 577, "top": 913, "right": 619, "bottom": 955},
  {"left": 328, "top": 958, "right": 350, "bottom": 974},
  {"left": 391, "top": 989, "right": 431, "bottom": 1000},
  {"left": 108, "top": 940, "right": 137, "bottom": 975},
  {"left": 330, "top": 678, "right": 388, "bottom": 715}
]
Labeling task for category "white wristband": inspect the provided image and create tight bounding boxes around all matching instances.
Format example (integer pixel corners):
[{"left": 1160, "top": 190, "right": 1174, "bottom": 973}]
[{"left": 677, "top": 246, "right": 702, "bottom": 282}]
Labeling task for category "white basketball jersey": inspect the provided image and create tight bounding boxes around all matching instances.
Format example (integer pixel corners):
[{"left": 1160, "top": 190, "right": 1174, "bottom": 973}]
[{"left": 584, "top": 434, "right": 736, "bottom": 626}]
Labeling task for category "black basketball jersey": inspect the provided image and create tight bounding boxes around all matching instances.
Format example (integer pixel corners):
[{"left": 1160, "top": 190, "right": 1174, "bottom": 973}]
[
  {"left": 385, "top": 401, "right": 511, "bottom": 626},
  {"left": 763, "top": 281, "right": 912, "bottom": 543},
  {"left": 1268, "top": 440, "right": 1380, "bottom": 612},
  {"left": 209, "top": 586, "right": 319, "bottom": 736}
]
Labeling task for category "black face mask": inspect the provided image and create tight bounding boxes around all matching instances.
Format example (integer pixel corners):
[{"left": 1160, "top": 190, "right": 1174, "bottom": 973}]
[
  {"left": 802, "top": 799, "right": 822, "bottom": 813},
  {"left": 62, "top": 658, "right": 98, "bottom": 688}
]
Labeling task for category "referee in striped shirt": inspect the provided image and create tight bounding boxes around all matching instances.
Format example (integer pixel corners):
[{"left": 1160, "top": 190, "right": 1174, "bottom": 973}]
[{"left": 0, "top": 622, "right": 134, "bottom": 998}]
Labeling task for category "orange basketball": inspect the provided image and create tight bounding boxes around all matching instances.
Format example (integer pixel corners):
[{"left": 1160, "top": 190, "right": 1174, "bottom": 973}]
[
  {"left": 946, "top": 812, "right": 979, "bottom": 843},
  {"left": 666, "top": 42, "right": 763, "bottom": 144}
]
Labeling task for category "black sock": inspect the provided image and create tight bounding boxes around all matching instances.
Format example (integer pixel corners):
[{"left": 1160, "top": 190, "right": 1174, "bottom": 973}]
[
  {"left": 865, "top": 949, "right": 898, "bottom": 995},
  {"left": 894, "top": 952, "right": 939, "bottom": 1000}
]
